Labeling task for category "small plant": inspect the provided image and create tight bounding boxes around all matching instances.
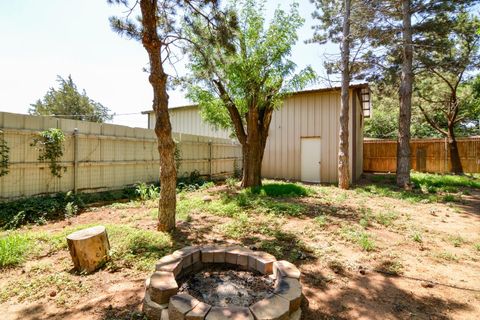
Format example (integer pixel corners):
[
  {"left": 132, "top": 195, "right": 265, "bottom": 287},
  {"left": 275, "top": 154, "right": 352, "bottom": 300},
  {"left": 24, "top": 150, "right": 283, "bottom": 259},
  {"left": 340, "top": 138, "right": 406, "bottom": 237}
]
[
  {"left": 474, "top": 243, "right": 480, "bottom": 252},
  {"left": 0, "top": 129, "right": 9, "bottom": 177},
  {"left": 135, "top": 182, "right": 159, "bottom": 201},
  {"left": 357, "top": 232, "right": 375, "bottom": 251},
  {"left": 411, "top": 231, "right": 423, "bottom": 243},
  {"left": 442, "top": 194, "right": 457, "bottom": 202},
  {"left": 448, "top": 234, "right": 465, "bottom": 248},
  {"left": 314, "top": 215, "right": 328, "bottom": 228},
  {"left": 31, "top": 128, "right": 66, "bottom": 178},
  {"left": 64, "top": 202, "right": 78, "bottom": 219},
  {"left": 376, "top": 258, "right": 404, "bottom": 275},
  {"left": 359, "top": 207, "right": 372, "bottom": 228},
  {"left": 375, "top": 210, "right": 398, "bottom": 227},
  {"left": 436, "top": 251, "right": 458, "bottom": 262},
  {"left": 226, "top": 177, "right": 238, "bottom": 189}
]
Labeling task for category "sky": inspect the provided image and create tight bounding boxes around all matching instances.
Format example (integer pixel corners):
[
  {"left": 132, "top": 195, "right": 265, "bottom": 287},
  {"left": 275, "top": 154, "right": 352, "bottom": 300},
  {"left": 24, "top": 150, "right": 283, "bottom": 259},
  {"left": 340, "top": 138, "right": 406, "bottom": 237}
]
[{"left": 0, "top": 0, "right": 337, "bottom": 128}]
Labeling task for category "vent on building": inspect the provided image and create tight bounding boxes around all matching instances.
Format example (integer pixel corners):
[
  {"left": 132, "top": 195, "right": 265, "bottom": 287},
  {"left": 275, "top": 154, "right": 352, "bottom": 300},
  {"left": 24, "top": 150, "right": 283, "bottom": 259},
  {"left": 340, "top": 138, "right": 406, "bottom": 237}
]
[{"left": 360, "top": 87, "right": 371, "bottom": 118}]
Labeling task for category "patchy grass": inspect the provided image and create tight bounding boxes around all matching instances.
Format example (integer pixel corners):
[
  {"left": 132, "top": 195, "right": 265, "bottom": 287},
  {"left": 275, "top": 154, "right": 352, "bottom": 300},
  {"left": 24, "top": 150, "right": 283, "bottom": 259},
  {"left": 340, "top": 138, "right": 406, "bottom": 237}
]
[
  {"left": 411, "top": 231, "right": 423, "bottom": 243},
  {"left": 340, "top": 226, "right": 376, "bottom": 251},
  {"left": 447, "top": 234, "right": 465, "bottom": 248},
  {"left": 411, "top": 172, "right": 480, "bottom": 190},
  {"left": 0, "top": 232, "right": 32, "bottom": 267},
  {"left": 250, "top": 181, "right": 312, "bottom": 197}
]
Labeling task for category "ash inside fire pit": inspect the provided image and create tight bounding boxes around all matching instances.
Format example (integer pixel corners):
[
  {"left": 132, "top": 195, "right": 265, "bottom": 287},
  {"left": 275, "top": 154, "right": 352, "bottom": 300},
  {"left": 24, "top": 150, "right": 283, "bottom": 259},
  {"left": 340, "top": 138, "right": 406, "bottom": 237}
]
[{"left": 177, "top": 264, "right": 275, "bottom": 307}]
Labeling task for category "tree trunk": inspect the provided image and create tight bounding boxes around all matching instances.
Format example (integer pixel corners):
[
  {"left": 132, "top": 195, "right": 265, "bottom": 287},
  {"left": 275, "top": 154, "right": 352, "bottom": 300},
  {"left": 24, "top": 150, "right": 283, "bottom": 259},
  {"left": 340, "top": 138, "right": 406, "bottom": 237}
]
[
  {"left": 140, "top": 0, "right": 177, "bottom": 232},
  {"left": 447, "top": 125, "right": 463, "bottom": 174},
  {"left": 240, "top": 106, "right": 272, "bottom": 188},
  {"left": 397, "top": 0, "right": 413, "bottom": 189},
  {"left": 66, "top": 225, "right": 110, "bottom": 273},
  {"left": 241, "top": 140, "right": 264, "bottom": 188},
  {"left": 338, "top": 0, "right": 351, "bottom": 190}
]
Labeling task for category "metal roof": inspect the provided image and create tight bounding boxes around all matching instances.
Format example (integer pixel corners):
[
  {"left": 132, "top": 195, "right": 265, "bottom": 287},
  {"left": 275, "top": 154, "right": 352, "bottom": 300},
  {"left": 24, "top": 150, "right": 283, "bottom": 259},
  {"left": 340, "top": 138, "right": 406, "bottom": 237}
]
[{"left": 141, "top": 83, "right": 369, "bottom": 114}]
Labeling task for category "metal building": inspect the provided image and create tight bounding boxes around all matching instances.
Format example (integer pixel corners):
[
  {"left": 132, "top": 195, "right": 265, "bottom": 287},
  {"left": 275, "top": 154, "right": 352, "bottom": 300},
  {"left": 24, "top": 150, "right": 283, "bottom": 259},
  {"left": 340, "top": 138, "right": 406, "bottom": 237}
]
[{"left": 143, "top": 84, "right": 370, "bottom": 183}]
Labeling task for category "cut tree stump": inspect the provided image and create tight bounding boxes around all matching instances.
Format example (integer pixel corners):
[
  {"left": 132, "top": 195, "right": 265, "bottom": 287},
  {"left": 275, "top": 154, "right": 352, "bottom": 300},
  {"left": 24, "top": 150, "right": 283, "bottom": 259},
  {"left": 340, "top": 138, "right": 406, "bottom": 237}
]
[{"left": 66, "top": 225, "right": 110, "bottom": 273}]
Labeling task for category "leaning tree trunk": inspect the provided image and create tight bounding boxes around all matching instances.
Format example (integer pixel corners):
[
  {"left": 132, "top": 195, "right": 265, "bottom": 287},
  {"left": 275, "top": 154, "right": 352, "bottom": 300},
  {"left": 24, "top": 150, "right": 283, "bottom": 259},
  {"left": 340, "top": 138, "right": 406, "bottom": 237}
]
[
  {"left": 140, "top": 0, "right": 177, "bottom": 232},
  {"left": 397, "top": 0, "right": 413, "bottom": 189},
  {"left": 447, "top": 125, "right": 463, "bottom": 174},
  {"left": 338, "top": 0, "right": 351, "bottom": 190}
]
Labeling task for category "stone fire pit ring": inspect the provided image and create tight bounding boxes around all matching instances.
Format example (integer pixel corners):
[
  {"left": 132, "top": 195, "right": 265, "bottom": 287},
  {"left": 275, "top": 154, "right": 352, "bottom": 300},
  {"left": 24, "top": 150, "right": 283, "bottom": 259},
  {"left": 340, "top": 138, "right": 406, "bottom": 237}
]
[{"left": 143, "top": 245, "right": 302, "bottom": 320}]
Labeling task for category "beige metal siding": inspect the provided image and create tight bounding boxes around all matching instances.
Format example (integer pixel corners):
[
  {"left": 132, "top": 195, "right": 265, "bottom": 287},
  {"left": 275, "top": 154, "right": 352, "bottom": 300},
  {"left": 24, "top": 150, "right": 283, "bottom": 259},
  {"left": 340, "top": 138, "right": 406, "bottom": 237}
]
[
  {"left": 262, "top": 90, "right": 359, "bottom": 183},
  {"left": 148, "top": 107, "right": 232, "bottom": 139},
  {"left": 0, "top": 112, "right": 241, "bottom": 199}
]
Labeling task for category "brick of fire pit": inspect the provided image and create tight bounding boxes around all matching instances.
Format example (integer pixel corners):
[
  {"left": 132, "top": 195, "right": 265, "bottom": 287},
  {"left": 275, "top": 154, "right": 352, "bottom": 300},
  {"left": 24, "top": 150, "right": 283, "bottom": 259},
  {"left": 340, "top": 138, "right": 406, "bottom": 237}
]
[
  {"left": 142, "top": 291, "right": 168, "bottom": 319},
  {"left": 173, "top": 246, "right": 201, "bottom": 268},
  {"left": 249, "top": 294, "right": 290, "bottom": 320},
  {"left": 156, "top": 254, "right": 183, "bottom": 277},
  {"left": 185, "top": 301, "right": 211, "bottom": 320},
  {"left": 274, "top": 277, "right": 302, "bottom": 313},
  {"left": 224, "top": 246, "right": 251, "bottom": 265},
  {"left": 201, "top": 246, "right": 227, "bottom": 263},
  {"left": 273, "top": 261, "right": 301, "bottom": 279},
  {"left": 248, "top": 251, "right": 277, "bottom": 274},
  {"left": 147, "top": 271, "right": 179, "bottom": 304},
  {"left": 169, "top": 293, "right": 200, "bottom": 320},
  {"left": 205, "top": 306, "right": 254, "bottom": 320}
]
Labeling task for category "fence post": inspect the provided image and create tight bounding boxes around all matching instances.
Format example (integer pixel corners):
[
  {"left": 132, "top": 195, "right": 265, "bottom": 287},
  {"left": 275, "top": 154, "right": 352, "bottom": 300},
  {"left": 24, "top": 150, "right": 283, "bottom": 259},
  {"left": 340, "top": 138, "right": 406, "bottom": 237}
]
[
  {"left": 208, "top": 140, "right": 212, "bottom": 179},
  {"left": 73, "top": 128, "right": 79, "bottom": 194},
  {"left": 444, "top": 137, "right": 448, "bottom": 173}
]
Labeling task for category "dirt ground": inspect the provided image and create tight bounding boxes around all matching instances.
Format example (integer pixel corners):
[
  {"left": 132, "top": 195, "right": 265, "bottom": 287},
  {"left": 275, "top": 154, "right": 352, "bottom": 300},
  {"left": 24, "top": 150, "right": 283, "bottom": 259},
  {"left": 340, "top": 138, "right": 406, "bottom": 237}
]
[{"left": 1, "top": 177, "right": 479, "bottom": 320}]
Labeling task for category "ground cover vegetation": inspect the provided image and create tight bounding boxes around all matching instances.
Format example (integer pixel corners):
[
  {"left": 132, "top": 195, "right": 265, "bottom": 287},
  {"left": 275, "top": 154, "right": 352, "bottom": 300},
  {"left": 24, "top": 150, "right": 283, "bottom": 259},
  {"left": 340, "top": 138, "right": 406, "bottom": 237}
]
[{"left": 0, "top": 174, "right": 479, "bottom": 319}]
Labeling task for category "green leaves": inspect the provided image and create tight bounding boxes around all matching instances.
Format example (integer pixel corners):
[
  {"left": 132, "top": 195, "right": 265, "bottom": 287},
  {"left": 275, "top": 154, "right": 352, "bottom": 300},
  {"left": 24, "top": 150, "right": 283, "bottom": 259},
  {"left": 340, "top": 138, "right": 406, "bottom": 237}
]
[
  {"left": 29, "top": 75, "right": 113, "bottom": 123},
  {"left": 31, "top": 128, "right": 66, "bottom": 178},
  {"left": 185, "top": 0, "right": 315, "bottom": 131}
]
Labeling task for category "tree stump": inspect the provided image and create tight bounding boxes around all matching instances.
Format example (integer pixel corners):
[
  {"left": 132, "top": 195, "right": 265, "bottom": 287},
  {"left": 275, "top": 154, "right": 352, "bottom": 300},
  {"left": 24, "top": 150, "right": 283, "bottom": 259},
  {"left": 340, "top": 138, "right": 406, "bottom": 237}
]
[{"left": 66, "top": 225, "right": 110, "bottom": 273}]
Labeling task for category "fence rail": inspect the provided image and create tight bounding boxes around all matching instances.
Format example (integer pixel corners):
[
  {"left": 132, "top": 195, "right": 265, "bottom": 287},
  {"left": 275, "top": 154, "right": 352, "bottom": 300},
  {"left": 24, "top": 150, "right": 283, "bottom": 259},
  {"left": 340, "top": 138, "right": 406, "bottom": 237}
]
[
  {"left": 363, "top": 138, "right": 480, "bottom": 173},
  {"left": 0, "top": 112, "right": 242, "bottom": 199}
]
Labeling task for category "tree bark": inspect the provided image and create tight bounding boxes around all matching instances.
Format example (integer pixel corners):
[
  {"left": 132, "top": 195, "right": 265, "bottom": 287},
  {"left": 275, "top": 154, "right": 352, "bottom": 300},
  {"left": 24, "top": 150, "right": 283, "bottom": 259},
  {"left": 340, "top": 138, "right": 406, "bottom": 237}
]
[
  {"left": 397, "top": 0, "right": 413, "bottom": 189},
  {"left": 338, "top": 0, "right": 351, "bottom": 190},
  {"left": 140, "top": 0, "right": 177, "bottom": 232},
  {"left": 447, "top": 124, "right": 463, "bottom": 174},
  {"left": 240, "top": 106, "right": 273, "bottom": 188}
]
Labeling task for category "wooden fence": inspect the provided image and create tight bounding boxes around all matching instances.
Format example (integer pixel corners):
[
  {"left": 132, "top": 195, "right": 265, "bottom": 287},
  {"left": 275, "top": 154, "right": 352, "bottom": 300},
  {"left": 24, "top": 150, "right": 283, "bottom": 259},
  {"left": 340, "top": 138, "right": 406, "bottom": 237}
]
[
  {"left": 363, "top": 138, "right": 480, "bottom": 173},
  {"left": 0, "top": 112, "right": 242, "bottom": 199}
]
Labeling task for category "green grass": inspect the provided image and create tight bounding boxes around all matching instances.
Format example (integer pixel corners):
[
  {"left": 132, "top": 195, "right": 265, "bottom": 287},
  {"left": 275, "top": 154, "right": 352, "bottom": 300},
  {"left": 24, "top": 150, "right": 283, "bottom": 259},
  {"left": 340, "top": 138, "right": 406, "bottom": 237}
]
[
  {"left": 250, "top": 182, "right": 312, "bottom": 197},
  {"left": 411, "top": 172, "right": 480, "bottom": 190},
  {"left": 474, "top": 243, "right": 480, "bottom": 252},
  {"left": 0, "top": 224, "right": 173, "bottom": 271},
  {"left": 314, "top": 215, "right": 328, "bottom": 228},
  {"left": 448, "top": 235, "right": 465, "bottom": 248},
  {"left": 0, "top": 233, "right": 32, "bottom": 267},
  {"left": 411, "top": 231, "right": 423, "bottom": 243},
  {"left": 340, "top": 226, "right": 376, "bottom": 251},
  {"left": 375, "top": 210, "right": 399, "bottom": 227},
  {"left": 436, "top": 251, "right": 459, "bottom": 262}
]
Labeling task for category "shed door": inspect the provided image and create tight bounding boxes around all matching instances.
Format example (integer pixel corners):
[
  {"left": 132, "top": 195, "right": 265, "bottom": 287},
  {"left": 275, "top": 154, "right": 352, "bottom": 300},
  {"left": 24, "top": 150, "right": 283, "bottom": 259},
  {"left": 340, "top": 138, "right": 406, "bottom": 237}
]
[{"left": 301, "top": 137, "right": 321, "bottom": 183}]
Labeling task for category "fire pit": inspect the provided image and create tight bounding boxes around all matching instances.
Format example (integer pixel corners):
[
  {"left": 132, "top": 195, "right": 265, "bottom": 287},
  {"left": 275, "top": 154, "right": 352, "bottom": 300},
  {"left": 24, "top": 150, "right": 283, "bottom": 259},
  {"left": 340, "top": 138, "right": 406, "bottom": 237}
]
[{"left": 142, "top": 246, "right": 302, "bottom": 320}]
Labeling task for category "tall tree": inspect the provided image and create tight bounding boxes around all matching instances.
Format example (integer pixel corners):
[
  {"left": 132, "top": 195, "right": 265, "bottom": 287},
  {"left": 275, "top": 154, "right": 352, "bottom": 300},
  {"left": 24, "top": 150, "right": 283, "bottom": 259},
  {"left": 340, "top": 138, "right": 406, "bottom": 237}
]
[
  {"left": 109, "top": 0, "right": 217, "bottom": 231},
  {"left": 415, "top": 12, "right": 480, "bottom": 173},
  {"left": 310, "top": 0, "right": 378, "bottom": 188},
  {"left": 397, "top": 0, "right": 413, "bottom": 188},
  {"left": 184, "top": 0, "right": 315, "bottom": 188},
  {"left": 29, "top": 75, "right": 113, "bottom": 123},
  {"left": 338, "top": 0, "right": 351, "bottom": 189}
]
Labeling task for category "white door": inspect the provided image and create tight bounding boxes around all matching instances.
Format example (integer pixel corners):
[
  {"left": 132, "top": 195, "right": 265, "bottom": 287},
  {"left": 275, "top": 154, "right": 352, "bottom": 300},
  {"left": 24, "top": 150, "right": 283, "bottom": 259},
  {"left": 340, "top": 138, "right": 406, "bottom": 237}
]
[{"left": 301, "top": 137, "right": 321, "bottom": 183}]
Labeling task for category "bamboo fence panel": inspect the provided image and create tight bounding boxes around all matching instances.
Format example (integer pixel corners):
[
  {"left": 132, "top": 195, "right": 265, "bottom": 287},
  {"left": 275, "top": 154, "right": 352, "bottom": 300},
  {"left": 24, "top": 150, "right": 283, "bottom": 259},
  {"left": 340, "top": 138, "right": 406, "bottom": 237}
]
[
  {"left": 363, "top": 138, "right": 480, "bottom": 173},
  {"left": 0, "top": 112, "right": 242, "bottom": 199}
]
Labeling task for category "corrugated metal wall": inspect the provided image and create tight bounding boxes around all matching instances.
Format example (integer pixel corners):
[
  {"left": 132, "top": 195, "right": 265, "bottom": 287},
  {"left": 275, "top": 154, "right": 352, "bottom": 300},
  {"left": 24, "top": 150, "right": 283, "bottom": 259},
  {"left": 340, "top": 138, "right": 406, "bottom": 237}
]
[
  {"left": 148, "top": 107, "right": 232, "bottom": 140},
  {"left": 262, "top": 90, "right": 363, "bottom": 183},
  {"left": 0, "top": 112, "right": 241, "bottom": 199}
]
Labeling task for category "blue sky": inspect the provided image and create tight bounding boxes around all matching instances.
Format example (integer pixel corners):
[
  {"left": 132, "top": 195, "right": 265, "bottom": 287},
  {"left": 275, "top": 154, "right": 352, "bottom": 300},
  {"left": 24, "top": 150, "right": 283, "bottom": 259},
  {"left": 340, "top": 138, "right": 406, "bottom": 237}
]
[{"left": 0, "top": 0, "right": 337, "bottom": 128}]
